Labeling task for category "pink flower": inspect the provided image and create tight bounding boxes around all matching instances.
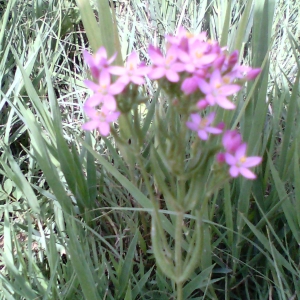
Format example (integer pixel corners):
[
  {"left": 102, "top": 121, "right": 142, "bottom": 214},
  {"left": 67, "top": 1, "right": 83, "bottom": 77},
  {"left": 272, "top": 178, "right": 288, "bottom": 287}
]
[
  {"left": 83, "top": 47, "right": 116, "bottom": 79},
  {"left": 166, "top": 27, "right": 206, "bottom": 50},
  {"left": 222, "top": 130, "right": 242, "bottom": 153},
  {"left": 197, "top": 69, "right": 241, "bottom": 109},
  {"left": 181, "top": 70, "right": 206, "bottom": 94},
  {"left": 110, "top": 51, "right": 150, "bottom": 86},
  {"left": 225, "top": 143, "right": 262, "bottom": 179},
  {"left": 216, "top": 153, "right": 226, "bottom": 163},
  {"left": 245, "top": 68, "right": 261, "bottom": 80},
  {"left": 213, "top": 54, "right": 226, "bottom": 69},
  {"left": 226, "top": 50, "right": 239, "bottom": 68},
  {"left": 82, "top": 106, "right": 120, "bottom": 136},
  {"left": 196, "top": 99, "right": 209, "bottom": 110},
  {"left": 186, "top": 112, "right": 223, "bottom": 140},
  {"left": 228, "top": 65, "right": 261, "bottom": 81},
  {"left": 181, "top": 76, "right": 200, "bottom": 94},
  {"left": 148, "top": 45, "right": 185, "bottom": 82},
  {"left": 84, "top": 70, "right": 124, "bottom": 110},
  {"left": 178, "top": 40, "right": 218, "bottom": 73}
]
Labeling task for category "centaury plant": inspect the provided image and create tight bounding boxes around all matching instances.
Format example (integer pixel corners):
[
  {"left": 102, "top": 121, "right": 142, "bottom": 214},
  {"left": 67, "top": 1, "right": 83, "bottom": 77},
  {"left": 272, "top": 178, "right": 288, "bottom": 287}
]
[
  {"left": 1, "top": 0, "right": 300, "bottom": 299},
  {"left": 81, "top": 28, "right": 262, "bottom": 298}
]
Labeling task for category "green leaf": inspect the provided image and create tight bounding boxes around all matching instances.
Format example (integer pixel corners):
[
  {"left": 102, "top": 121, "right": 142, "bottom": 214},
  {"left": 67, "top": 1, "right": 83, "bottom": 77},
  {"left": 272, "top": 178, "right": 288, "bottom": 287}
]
[
  {"left": 66, "top": 217, "right": 100, "bottom": 300},
  {"left": 119, "top": 230, "right": 138, "bottom": 297},
  {"left": 0, "top": 147, "right": 40, "bottom": 214}
]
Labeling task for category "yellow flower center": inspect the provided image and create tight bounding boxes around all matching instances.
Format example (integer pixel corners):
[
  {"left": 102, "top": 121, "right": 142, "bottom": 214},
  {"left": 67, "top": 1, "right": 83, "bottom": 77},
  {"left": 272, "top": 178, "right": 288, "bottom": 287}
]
[
  {"left": 195, "top": 51, "right": 203, "bottom": 59},
  {"left": 166, "top": 55, "right": 174, "bottom": 65},
  {"left": 223, "top": 76, "right": 230, "bottom": 84},
  {"left": 129, "top": 63, "right": 134, "bottom": 70},
  {"left": 99, "top": 84, "right": 107, "bottom": 94},
  {"left": 239, "top": 156, "right": 246, "bottom": 163},
  {"left": 96, "top": 110, "right": 106, "bottom": 121},
  {"left": 199, "top": 119, "right": 208, "bottom": 128},
  {"left": 185, "top": 32, "right": 194, "bottom": 39}
]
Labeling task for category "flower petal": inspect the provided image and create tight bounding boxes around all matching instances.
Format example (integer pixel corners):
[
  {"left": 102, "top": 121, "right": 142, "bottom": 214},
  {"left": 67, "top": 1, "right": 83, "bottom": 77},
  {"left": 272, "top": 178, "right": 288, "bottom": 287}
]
[
  {"left": 131, "top": 76, "right": 144, "bottom": 85},
  {"left": 206, "top": 94, "right": 216, "bottom": 106},
  {"left": 240, "top": 167, "right": 256, "bottom": 179},
  {"left": 84, "top": 80, "right": 99, "bottom": 91},
  {"left": 98, "top": 122, "right": 110, "bottom": 136},
  {"left": 83, "top": 106, "right": 99, "bottom": 118},
  {"left": 219, "top": 84, "right": 241, "bottom": 96},
  {"left": 236, "top": 143, "right": 248, "bottom": 159},
  {"left": 207, "top": 127, "right": 222, "bottom": 134},
  {"left": 109, "top": 81, "right": 125, "bottom": 95},
  {"left": 215, "top": 96, "right": 235, "bottom": 109},
  {"left": 103, "top": 95, "right": 117, "bottom": 110},
  {"left": 198, "top": 78, "right": 212, "bottom": 94},
  {"left": 106, "top": 111, "right": 120, "bottom": 122},
  {"left": 242, "top": 156, "right": 262, "bottom": 168},
  {"left": 172, "top": 62, "right": 185, "bottom": 72},
  {"left": 197, "top": 99, "right": 209, "bottom": 110},
  {"left": 135, "top": 66, "right": 151, "bottom": 76},
  {"left": 198, "top": 130, "right": 208, "bottom": 140},
  {"left": 85, "top": 94, "right": 103, "bottom": 107},
  {"left": 199, "top": 53, "right": 218, "bottom": 65},
  {"left": 148, "top": 45, "right": 164, "bottom": 65},
  {"left": 206, "top": 112, "right": 216, "bottom": 123},
  {"left": 109, "top": 66, "right": 126, "bottom": 75},
  {"left": 225, "top": 153, "right": 237, "bottom": 165},
  {"left": 99, "top": 69, "right": 111, "bottom": 86},
  {"left": 166, "top": 70, "right": 179, "bottom": 82},
  {"left": 82, "top": 120, "right": 99, "bottom": 131},
  {"left": 210, "top": 69, "right": 222, "bottom": 87},
  {"left": 95, "top": 47, "right": 107, "bottom": 61},
  {"left": 190, "top": 113, "right": 201, "bottom": 124},
  {"left": 186, "top": 121, "right": 199, "bottom": 131},
  {"left": 148, "top": 67, "right": 165, "bottom": 80},
  {"left": 107, "top": 52, "right": 117, "bottom": 65},
  {"left": 229, "top": 166, "right": 239, "bottom": 177},
  {"left": 181, "top": 77, "right": 198, "bottom": 94},
  {"left": 246, "top": 68, "right": 261, "bottom": 80},
  {"left": 83, "top": 50, "right": 94, "bottom": 66}
]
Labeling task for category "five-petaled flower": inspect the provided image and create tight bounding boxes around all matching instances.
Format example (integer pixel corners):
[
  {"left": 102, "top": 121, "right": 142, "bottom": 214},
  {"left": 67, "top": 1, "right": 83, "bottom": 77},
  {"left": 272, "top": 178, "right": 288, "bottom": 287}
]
[
  {"left": 83, "top": 47, "right": 117, "bottom": 79},
  {"left": 82, "top": 106, "right": 120, "bottom": 137},
  {"left": 148, "top": 45, "right": 185, "bottom": 82},
  {"left": 197, "top": 69, "right": 241, "bottom": 110},
  {"left": 84, "top": 70, "right": 124, "bottom": 111},
  {"left": 178, "top": 40, "right": 218, "bottom": 73},
  {"left": 110, "top": 52, "right": 150, "bottom": 86},
  {"left": 224, "top": 143, "right": 262, "bottom": 179},
  {"left": 186, "top": 112, "right": 223, "bottom": 140},
  {"left": 222, "top": 130, "right": 243, "bottom": 153}
]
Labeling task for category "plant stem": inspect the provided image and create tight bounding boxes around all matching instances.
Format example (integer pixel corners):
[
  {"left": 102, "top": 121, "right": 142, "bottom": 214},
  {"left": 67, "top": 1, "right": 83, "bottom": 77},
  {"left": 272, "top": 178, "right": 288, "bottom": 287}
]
[
  {"left": 177, "top": 281, "right": 183, "bottom": 300},
  {"left": 175, "top": 211, "right": 184, "bottom": 299},
  {"left": 125, "top": 111, "right": 173, "bottom": 257}
]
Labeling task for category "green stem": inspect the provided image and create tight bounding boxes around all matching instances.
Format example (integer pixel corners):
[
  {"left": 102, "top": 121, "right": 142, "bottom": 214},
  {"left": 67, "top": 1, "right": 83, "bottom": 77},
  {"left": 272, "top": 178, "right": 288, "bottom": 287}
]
[
  {"left": 177, "top": 281, "right": 183, "bottom": 300},
  {"left": 180, "top": 210, "right": 203, "bottom": 282},
  {"left": 124, "top": 112, "right": 173, "bottom": 258},
  {"left": 175, "top": 211, "right": 184, "bottom": 293},
  {"left": 138, "top": 152, "right": 173, "bottom": 257},
  {"left": 123, "top": 113, "right": 138, "bottom": 185}
]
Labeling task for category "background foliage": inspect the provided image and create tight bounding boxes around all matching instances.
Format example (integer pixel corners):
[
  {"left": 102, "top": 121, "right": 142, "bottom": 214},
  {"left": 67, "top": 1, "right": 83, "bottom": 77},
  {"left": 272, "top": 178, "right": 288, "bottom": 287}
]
[{"left": 0, "top": 0, "right": 299, "bottom": 299}]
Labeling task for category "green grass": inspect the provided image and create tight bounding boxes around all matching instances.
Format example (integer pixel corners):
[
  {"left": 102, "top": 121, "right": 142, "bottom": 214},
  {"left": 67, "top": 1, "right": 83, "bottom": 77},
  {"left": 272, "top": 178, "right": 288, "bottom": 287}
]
[{"left": 0, "top": 0, "right": 300, "bottom": 299}]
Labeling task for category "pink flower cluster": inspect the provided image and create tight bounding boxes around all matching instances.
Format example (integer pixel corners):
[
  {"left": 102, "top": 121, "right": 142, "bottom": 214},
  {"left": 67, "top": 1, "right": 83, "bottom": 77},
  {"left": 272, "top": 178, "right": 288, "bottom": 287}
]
[
  {"left": 149, "top": 27, "right": 261, "bottom": 110},
  {"left": 82, "top": 48, "right": 149, "bottom": 136},
  {"left": 82, "top": 27, "right": 262, "bottom": 178}
]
